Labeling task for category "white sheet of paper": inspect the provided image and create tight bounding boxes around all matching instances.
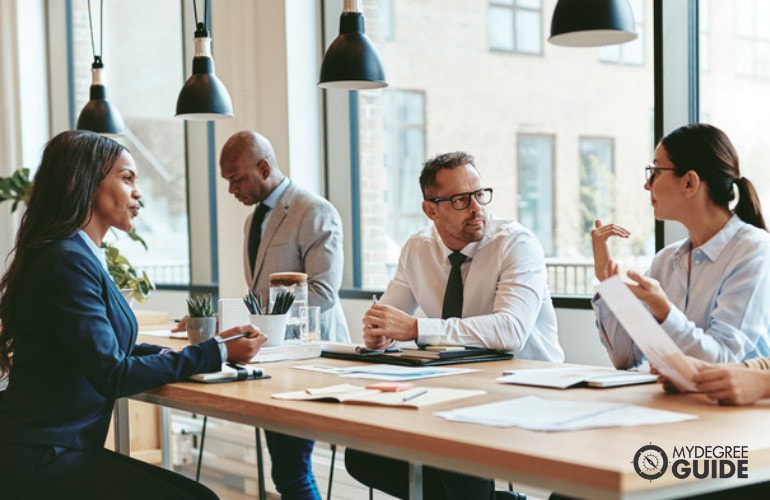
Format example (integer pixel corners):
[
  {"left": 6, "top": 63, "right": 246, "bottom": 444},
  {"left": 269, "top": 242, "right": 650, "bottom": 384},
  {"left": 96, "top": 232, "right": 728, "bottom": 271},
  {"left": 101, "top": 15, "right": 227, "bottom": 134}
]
[
  {"left": 140, "top": 329, "right": 188, "bottom": 339},
  {"left": 435, "top": 395, "right": 696, "bottom": 431},
  {"left": 597, "top": 276, "right": 697, "bottom": 391}
]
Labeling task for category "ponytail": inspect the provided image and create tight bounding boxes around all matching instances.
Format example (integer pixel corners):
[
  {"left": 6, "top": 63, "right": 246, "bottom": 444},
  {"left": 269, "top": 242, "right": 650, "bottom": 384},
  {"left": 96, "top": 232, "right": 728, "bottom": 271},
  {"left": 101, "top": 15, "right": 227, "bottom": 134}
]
[{"left": 734, "top": 176, "right": 767, "bottom": 230}]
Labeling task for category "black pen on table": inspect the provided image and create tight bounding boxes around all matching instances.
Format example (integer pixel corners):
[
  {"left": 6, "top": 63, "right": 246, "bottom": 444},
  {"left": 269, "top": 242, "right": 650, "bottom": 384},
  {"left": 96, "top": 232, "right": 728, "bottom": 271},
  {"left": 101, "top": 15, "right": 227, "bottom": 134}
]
[{"left": 402, "top": 388, "right": 428, "bottom": 402}]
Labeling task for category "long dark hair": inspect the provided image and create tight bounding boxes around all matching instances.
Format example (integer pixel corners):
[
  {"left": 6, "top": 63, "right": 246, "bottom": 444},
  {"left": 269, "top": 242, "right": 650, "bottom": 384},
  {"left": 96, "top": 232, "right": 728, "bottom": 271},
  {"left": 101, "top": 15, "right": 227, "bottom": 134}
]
[
  {"left": 0, "top": 130, "right": 126, "bottom": 375},
  {"left": 661, "top": 123, "right": 766, "bottom": 230}
]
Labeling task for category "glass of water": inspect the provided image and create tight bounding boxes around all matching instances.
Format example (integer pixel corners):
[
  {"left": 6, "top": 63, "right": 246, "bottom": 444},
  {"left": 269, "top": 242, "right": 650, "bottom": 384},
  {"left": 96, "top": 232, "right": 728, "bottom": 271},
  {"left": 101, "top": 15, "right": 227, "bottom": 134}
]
[{"left": 300, "top": 306, "right": 321, "bottom": 342}]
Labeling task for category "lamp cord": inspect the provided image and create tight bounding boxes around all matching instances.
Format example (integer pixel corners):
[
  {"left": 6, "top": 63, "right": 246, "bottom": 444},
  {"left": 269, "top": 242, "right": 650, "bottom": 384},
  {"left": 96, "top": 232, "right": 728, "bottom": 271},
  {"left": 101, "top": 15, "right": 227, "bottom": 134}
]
[
  {"left": 192, "top": 0, "right": 209, "bottom": 28},
  {"left": 86, "top": 0, "right": 104, "bottom": 61}
]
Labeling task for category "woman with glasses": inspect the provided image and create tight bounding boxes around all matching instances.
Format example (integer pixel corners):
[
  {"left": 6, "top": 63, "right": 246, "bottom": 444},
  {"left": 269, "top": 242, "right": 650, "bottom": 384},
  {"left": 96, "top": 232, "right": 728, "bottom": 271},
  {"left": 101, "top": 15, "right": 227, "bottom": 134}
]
[{"left": 591, "top": 123, "right": 770, "bottom": 370}]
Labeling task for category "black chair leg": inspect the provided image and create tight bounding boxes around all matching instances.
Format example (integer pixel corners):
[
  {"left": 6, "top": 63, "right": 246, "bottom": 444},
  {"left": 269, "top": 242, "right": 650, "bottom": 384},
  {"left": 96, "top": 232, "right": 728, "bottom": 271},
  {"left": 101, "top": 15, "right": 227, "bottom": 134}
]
[
  {"left": 256, "top": 428, "right": 266, "bottom": 500},
  {"left": 195, "top": 415, "right": 208, "bottom": 482},
  {"left": 327, "top": 444, "right": 337, "bottom": 500}
]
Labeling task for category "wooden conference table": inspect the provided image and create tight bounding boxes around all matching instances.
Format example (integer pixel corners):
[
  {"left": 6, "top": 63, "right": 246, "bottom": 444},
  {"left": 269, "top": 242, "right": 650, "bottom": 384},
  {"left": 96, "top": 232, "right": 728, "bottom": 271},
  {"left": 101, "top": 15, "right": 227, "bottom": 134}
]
[{"left": 117, "top": 335, "right": 770, "bottom": 499}]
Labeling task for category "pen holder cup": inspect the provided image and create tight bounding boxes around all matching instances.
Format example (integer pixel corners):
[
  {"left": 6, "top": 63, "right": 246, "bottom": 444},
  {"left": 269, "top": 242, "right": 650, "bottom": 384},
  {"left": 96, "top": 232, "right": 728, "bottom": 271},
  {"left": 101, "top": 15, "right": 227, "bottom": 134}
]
[{"left": 249, "top": 313, "right": 289, "bottom": 347}]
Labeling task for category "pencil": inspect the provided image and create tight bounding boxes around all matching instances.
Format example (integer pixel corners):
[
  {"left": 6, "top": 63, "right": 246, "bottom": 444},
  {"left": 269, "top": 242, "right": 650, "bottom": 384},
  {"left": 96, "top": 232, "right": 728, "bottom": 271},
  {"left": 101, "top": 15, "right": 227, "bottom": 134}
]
[
  {"left": 402, "top": 388, "right": 428, "bottom": 402},
  {"left": 220, "top": 332, "right": 249, "bottom": 343}
]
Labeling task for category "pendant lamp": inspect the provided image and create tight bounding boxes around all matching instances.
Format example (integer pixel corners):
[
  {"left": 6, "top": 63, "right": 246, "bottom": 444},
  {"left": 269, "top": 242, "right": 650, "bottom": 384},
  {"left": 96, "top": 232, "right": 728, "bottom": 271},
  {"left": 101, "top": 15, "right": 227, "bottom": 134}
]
[
  {"left": 76, "top": 0, "right": 125, "bottom": 135},
  {"left": 549, "top": 0, "right": 638, "bottom": 47},
  {"left": 175, "top": 0, "right": 233, "bottom": 120},
  {"left": 318, "top": 0, "right": 387, "bottom": 90}
]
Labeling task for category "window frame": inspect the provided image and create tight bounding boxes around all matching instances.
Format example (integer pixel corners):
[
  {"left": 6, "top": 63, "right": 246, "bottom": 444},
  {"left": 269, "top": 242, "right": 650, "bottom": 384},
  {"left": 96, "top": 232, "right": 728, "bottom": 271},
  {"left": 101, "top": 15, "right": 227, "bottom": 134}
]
[
  {"left": 488, "top": 0, "right": 544, "bottom": 56},
  {"left": 325, "top": 0, "right": 697, "bottom": 310}
]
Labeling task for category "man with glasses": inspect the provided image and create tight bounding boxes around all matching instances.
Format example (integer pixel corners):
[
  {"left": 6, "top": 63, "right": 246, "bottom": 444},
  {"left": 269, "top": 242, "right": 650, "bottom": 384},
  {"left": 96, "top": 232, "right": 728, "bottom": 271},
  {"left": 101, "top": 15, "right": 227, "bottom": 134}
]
[{"left": 345, "top": 152, "right": 563, "bottom": 500}]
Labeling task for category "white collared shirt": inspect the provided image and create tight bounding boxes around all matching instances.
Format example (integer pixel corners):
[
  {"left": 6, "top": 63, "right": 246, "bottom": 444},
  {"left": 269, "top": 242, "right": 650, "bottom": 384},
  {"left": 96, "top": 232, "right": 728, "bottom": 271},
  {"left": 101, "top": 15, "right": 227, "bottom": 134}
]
[
  {"left": 380, "top": 217, "right": 564, "bottom": 362},
  {"left": 594, "top": 214, "right": 770, "bottom": 368}
]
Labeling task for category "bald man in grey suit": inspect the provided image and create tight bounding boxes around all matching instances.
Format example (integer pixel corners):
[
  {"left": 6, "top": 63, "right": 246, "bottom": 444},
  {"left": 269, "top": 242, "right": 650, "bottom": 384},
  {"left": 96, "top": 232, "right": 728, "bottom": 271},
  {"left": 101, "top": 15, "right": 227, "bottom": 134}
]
[{"left": 220, "top": 130, "right": 350, "bottom": 499}]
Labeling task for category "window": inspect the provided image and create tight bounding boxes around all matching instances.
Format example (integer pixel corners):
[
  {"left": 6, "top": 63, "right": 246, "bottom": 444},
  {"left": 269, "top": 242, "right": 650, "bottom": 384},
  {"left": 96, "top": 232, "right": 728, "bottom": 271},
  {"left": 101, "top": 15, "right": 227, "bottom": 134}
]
[
  {"left": 579, "top": 137, "right": 615, "bottom": 254},
  {"left": 326, "top": 0, "right": 656, "bottom": 298},
  {"left": 599, "top": 0, "right": 645, "bottom": 66},
  {"left": 517, "top": 134, "right": 554, "bottom": 256},
  {"left": 703, "top": 1, "right": 770, "bottom": 211},
  {"left": 489, "top": 0, "right": 542, "bottom": 55},
  {"left": 734, "top": 0, "right": 770, "bottom": 78},
  {"left": 700, "top": 0, "right": 710, "bottom": 73},
  {"left": 385, "top": 90, "right": 427, "bottom": 247},
  {"left": 69, "top": 0, "right": 191, "bottom": 286}
]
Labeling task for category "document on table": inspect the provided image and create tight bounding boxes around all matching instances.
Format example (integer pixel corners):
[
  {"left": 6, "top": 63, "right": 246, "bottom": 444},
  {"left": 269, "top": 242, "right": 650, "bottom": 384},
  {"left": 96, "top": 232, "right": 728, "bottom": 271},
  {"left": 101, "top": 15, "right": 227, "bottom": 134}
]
[
  {"left": 498, "top": 366, "right": 658, "bottom": 389},
  {"left": 140, "top": 329, "right": 188, "bottom": 339},
  {"left": 292, "top": 364, "right": 478, "bottom": 381},
  {"left": 272, "top": 383, "right": 485, "bottom": 409},
  {"left": 597, "top": 276, "right": 698, "bottom": 391},
  {"left": 435, "top": 395, "right": 696, "bottom": 431}
]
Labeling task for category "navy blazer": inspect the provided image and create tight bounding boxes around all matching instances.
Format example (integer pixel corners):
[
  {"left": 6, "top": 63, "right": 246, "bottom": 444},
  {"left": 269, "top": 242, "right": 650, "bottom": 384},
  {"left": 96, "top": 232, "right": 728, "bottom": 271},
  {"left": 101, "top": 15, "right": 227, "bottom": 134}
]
[{"left": 0, "top": 234, "right": 221, "bottom": 450}]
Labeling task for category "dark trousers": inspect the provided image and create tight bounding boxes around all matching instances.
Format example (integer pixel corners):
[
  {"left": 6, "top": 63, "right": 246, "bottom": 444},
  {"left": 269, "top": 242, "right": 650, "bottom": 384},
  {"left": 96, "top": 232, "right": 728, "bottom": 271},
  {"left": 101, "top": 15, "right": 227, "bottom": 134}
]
[
  {"left": 264, "top": 430, "right": 321, "bottom": 500},
  {"left": 345, "top": 448, "right": 494, "bottom": 500},
  {"left": 0, "top": 444, "right": 217, "bottom": 500}
]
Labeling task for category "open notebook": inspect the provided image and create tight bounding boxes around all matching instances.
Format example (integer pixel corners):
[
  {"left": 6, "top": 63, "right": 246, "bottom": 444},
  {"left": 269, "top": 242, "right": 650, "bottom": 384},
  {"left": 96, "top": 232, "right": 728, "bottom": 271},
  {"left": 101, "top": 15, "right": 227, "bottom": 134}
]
[
  {"left": 498, "top": 366, "right": 657, "bottom": 389},
  {"left": 272, "top": 383, "right": 485, "bottom": 409}
]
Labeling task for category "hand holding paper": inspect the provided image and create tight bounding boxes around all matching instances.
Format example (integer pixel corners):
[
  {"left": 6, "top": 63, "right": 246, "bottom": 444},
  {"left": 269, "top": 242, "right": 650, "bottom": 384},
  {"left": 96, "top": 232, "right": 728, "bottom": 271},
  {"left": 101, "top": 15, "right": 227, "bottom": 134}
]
[{"left": 597, "top": 276, "right": 698, "bottom": 391}]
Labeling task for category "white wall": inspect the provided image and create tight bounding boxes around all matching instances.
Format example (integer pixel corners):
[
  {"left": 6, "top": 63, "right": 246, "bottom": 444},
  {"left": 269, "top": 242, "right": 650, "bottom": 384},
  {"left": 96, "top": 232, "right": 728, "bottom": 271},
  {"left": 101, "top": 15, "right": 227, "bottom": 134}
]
[{"left": 210, "top": 0, "right": 322, "bottom": 300}]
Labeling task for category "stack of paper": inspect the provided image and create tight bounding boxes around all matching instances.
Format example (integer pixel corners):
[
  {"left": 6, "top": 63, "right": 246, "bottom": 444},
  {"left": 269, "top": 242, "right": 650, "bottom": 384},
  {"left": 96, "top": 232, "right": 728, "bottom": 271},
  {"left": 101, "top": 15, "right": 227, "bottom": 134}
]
[{"left": 436, "top": 395, "right": 696, "bottom": 431}]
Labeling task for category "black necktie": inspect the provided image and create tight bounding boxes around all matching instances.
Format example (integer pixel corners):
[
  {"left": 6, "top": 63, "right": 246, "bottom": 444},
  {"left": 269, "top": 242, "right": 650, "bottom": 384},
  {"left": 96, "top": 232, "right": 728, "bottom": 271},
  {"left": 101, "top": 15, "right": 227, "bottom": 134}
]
[
  {"left": 441, "top": 251, "right": 467, "bottom": 319},
  {"left": 247, "top": 203, "right": 270, "bottom": 274}
]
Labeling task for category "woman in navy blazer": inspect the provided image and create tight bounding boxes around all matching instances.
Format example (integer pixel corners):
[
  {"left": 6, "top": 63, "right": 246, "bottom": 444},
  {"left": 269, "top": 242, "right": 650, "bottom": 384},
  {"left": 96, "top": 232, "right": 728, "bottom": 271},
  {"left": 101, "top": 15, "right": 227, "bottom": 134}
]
[{"left": 0, "top": 131, "right": 264, "bottom": 499}]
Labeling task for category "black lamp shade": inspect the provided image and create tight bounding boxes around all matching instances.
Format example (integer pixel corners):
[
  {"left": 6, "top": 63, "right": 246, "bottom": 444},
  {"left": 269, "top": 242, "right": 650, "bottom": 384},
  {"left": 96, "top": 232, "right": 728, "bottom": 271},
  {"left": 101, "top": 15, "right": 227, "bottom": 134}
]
[
  {"left": 549, "top": 0, "right": 638, "bottom": 47},
  {"left": 319, "top": 11, "right": 387, "bottom": 90},
  {"left": 76, "top": 70, "right": 125, "bottom": 135},
  {"left": 176, "top": 35, "right": 234, "bottom": 120}
]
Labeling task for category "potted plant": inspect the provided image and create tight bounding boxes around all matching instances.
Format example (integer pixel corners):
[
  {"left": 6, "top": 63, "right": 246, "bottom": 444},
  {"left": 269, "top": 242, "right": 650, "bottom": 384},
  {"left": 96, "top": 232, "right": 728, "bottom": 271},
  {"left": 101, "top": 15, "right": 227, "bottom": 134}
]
[
  {"left": 185, "top": 294, "right": 216, "bottom": 344},
  {"left": 1, "top": 168, "right": 154, "bottom": 304},
  {"left": 104, "top": 229, "right": 154, "bottom": 304}
]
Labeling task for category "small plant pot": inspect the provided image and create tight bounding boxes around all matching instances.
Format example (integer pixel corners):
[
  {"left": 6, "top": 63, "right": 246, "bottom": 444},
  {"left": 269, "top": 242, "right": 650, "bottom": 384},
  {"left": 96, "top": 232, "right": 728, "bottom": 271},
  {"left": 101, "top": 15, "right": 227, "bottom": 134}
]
[
  {"left": 249, "top": 313, "right": 289, "bottom": 347},
  {"left": 186, "top": 317, "right": 217, "bottom": 344}
]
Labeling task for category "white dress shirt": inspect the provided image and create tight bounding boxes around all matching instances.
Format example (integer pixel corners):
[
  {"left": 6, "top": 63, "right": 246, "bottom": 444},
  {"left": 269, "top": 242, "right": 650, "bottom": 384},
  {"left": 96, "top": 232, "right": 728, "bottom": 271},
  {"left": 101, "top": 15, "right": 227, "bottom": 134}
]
[
  {"left": 593, "top": 214, "right": 770, "bottom": 368},
  {"left": 381, "top": 218, "right": 564, "bottom": 362}
]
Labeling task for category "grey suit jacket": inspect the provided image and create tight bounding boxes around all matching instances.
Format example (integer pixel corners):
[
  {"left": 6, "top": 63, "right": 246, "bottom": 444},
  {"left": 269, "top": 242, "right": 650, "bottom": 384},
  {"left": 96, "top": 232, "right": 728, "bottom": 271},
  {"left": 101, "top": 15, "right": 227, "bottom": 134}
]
[{"left": 243, "top": 181, "right": 350, "bottom": 341}]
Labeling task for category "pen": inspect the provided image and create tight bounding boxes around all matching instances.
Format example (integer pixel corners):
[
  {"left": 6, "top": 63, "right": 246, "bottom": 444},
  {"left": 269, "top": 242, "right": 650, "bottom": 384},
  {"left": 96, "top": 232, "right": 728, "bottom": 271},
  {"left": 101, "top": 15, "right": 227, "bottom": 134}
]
[
  {"left": 372, "top": 294, "right": 379, "bottom": 304},
  {"left": 220, "top": 332, "right": 250, "bottom": 343},
  {"left": 402, "top": 388, "right": 428, "bottom": 402}
]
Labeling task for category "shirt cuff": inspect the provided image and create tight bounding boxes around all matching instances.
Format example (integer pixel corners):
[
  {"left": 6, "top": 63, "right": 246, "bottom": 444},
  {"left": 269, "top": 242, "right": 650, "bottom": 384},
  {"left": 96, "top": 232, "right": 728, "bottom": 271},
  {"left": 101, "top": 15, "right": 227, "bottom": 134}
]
[
  {"left": 415, "top": 317, "right": 444, "bottom": 345},
  {"left": 214, "top": 335, "right": 228, "bottom": 362}
]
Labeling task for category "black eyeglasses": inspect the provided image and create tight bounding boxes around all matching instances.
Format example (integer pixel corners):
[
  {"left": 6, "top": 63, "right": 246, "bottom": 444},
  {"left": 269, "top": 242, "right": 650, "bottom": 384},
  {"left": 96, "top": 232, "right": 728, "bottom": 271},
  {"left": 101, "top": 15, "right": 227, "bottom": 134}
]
[
  {"left": 429, "top": 188, "right": 493, "bottom": 210},
  {"left": 644, "top": 165, "right": 676, "bottom": 185}
]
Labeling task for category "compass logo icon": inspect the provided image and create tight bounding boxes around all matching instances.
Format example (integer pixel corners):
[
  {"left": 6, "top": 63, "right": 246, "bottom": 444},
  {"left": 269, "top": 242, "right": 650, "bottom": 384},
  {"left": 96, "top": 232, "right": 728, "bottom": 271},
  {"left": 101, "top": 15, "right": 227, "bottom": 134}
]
[{"left": 633, "top": 443, "right": 668, "bottom": 480}]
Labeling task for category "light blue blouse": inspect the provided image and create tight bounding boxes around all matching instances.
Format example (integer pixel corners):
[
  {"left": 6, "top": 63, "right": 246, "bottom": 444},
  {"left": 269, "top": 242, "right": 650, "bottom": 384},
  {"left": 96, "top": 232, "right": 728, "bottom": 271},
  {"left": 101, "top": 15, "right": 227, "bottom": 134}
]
[{"left": 593, "top": 214, "right": 770, "bottom": 369}]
